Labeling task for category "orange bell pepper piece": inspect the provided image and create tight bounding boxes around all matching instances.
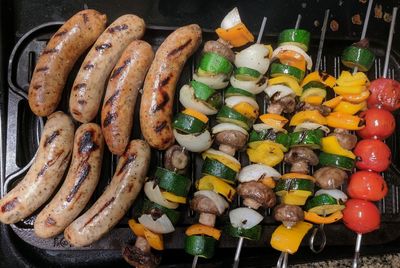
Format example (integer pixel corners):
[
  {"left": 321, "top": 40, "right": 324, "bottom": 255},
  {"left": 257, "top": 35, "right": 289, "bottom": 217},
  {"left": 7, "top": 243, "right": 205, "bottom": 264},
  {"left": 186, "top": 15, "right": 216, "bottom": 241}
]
[
  {"left": 128, "top": 219, "right": 145, "bottom": 237},
  {"left": 185, "top": 224, "right": 222, "bottom": 240},
  {"left": 216, "top": 22, "right": 254, "bottom": 47},
  {"left": 326, "top": 112, "right": 364, "bottom": 130},
  {"left": 144, "top": 228, "right": 164, "bottom": 250},
  {"left": 304, "top": 211, "right": 343, "bottom": 224}
]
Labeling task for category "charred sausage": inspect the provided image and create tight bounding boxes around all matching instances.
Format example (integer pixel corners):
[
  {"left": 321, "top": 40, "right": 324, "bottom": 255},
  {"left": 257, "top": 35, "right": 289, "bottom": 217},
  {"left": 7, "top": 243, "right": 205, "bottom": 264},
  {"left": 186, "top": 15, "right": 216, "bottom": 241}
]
[
  {"left": 101, "top": 41, "right": 154, "bottom": 155},
  {"left": 34, "top": 123, "right": 104, "bottom": 238},
  {"left": 139, "top": 24, "right": 202, "bottom": 150},
  {"left": 0, "top": 112, "right": 74, "bottom": 224},
  {"left": 64, "top": 140, "right": 150, "bottom": 247},
  {"left": 28, "top": 10, "right": 107, "bottom": 117},
  {"left": 70, "top": 15, "right": 146, "bottom": 123}
]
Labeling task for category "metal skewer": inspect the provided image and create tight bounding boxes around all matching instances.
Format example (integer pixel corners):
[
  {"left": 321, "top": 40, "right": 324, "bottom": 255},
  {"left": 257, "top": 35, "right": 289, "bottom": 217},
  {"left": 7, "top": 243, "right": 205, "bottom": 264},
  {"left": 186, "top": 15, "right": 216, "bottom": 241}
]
[
  {"left": 232, "top": 16, "right": 267, "bottom": 268},
  {"left": 352, "top": 233, "right": 363, "bottom": 268},
  {"left": 276, "top": 14, "right": 302, "bottom": 268},
  {"left": 315, "top": 9, "right": 330, "bottom": 72},
  {"left": 383, "top": 7, "right": 398, "bottom": 78},
  {"left": 353, "top": 0, "right": 374, "bottom": 74}
]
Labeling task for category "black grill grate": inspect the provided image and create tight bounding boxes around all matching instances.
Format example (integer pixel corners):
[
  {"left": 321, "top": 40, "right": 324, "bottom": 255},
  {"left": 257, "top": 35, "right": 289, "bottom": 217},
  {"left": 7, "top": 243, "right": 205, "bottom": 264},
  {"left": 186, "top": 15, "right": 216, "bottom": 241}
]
[{"left": 3, "top": 22, "right": 400, "bottom": 252}]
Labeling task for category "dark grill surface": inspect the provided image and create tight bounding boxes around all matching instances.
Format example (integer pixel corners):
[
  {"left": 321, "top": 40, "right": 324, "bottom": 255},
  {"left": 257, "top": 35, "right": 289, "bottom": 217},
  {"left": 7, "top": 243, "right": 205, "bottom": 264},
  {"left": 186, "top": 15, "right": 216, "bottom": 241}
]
[{"left": 3, "top": 21, "right": 400, "bottom": 254}]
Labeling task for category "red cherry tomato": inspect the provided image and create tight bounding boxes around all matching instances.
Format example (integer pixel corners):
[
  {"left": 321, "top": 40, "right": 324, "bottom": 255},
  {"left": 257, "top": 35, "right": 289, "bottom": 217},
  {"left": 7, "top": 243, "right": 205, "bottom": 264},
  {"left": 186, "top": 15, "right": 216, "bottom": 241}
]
[
  {"left": 368, "top": 78, "right": 400, "bottom": 111},
  {"left": 348, "top": 171, "right": 388, "bottom": 201},
  {"left": 342, "top": 199, "right": 380, "bottom": 234},
  {"left": 354, "top": 139, "right": 391, "bottom": 172},
  {"left": 357, "top": 108, "right": 396, "bottom": 140}
]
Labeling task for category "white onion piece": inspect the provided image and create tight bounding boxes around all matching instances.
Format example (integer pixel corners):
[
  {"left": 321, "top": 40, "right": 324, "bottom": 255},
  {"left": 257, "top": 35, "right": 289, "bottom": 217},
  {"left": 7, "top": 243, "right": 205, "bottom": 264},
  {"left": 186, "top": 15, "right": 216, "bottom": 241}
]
[
  {"left": 173, "top": 129, "right": 212, "bottom": 153},
  {"left": 138, "top": 214, "right": 175, "bottom": 234},
  {"left": 220, "top": 7, "right": 241, "bottom": 29},
  {"left": 234, "top": 44, "right": 271, "bottom": 74},
  {"left": 179, "top": 85, "right": 217, "bottom": 115},
  {"left": 225, "top": 96, "right": 259, "bottom": 110},
  {"left": 315, "top": 189, "right": 348, "bottom": 203},
  {"left": 264, "top": 85, "right": 295, "bottom": 100},
  {"left": 253, "top": 123, "right": 287, "bottom": 134},
  {"left": 194, "top": 190, "right": 229, "bottom": 214},
  {"left": 238, "top": 164, "right": 281, "bottom": 183},
  {"left": 229, "top": 207, "right": 264, "bottom": 229},
  {"left": 271, "top": 44, "right": 313, "bottom": 70},
  {"left": 144, "top": 181, "right": 179, "bottom": 209},
  {"left": 212, "top": 123, "right": 248, "bottom": 136},
  {"left": 230, "top": 75, "right": 268, "bottom": 95},
  {"left": 193, "top": 73, "right": 229, "bottom": 89},
  {"left": 203, "top": 149, "right": 241, "bottom": 167},
  {"left": 294, "top": 122, "right": 331, "bottom": 134}
]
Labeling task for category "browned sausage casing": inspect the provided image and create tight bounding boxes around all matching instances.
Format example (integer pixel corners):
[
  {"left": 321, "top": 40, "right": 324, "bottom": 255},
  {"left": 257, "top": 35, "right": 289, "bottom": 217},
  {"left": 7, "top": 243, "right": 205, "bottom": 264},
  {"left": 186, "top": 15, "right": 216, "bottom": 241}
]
[
  {"left": 101, "top": 41, "right": 154, "bottom": 155},
  {"left": 139, "top": 24, "right": 202, "bottom": 150},
  {"left": 64, "top": 140, "right": 151, "bottom": 247},
  {"left": 0, "top": 111, "right": 74, "bottom": 224},
  {"left": 34, "top": 123, "right": 104, "bottom": 238},
  {"left": 28, "top": 10, "right": 107, "bottom": 117},
  {"left": 70, "top": 15, "right": 146, "bottom": 123}
]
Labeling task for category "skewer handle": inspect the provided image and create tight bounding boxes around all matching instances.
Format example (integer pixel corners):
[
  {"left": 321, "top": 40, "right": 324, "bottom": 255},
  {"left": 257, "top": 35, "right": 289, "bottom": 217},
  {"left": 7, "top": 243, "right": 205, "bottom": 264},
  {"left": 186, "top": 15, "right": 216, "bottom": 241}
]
[
  {"left": 352, "top": 233, "right": 363, "bottom": 268},
  {"left": 383, "top": 7, "right": 398, "bottom": 78},
  {"left": 309, "top": 223, "right": 327, "bottom": 253},
  {"left": 277, "top": 252, "right": 289, "bottom": 268}
]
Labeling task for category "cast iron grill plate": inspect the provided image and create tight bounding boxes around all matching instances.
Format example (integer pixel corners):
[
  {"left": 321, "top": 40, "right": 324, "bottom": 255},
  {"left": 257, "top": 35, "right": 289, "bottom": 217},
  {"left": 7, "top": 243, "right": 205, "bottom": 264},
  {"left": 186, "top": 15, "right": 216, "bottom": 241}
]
[{"left": 3, "top": 22, "right": 400, "bottom": 252}]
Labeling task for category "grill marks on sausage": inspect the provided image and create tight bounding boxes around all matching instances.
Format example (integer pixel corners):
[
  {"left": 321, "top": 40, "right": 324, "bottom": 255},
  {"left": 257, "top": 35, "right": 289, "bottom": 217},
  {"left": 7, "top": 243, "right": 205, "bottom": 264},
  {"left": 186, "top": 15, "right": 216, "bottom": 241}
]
[
  {"left": 54, "top": 30, "right": 67, "bottom": 37},
  {"left": 66, "top": 162, "right": 91, "bottom": 202},
  {"left": 82, "top": 197, "right": 116, "bottom": 228},
  {"left": 83, "top": 63, "right": 94, "bottom": 70},
  {"left": 151, "top": 76, "right": 171, "bottom": 113},
  {"left": 44, "top": 130, "right": 60, "bottom": 147},
  {"left": 82, "top": 13, "right": 89, "bottom": 24},
  {"left": 168, "top": 39, "right": 192, "bottom": 57},
  {"left": 95, "top": 43, "right": 112, "bottom": 51},
  {"left": 103, "top": 112, "right": 117, "bottom": 128},
  {"left": 78, "top": 131, "right": 99, "bottom": 154},
  {"left": 77, "top": 100, "right": 87, "bottom": 105},
  {"left": 74, "top": 83, "right": 87, "bottom": 92},
  {"left": 110, "top": 59, "right": 131, "bottom": 79},
  {"left": 42, "top": 48, "right": 59, "bottom": 55},
  {"left": 35, "top": 67, "right": 49, "bottom": 73},
  {"left": 46, "top": 217, "right": 56, "bottom": 226},
  {"left": 1, "top": 197, "right": 18, "bottom": 213},
  {"left": 108, "top": 24, "right": 129, "bottom": 33},
  {"left": 33, "top": 84, "right": 42, "bottom": 90},
  {"left": 154, "top": 121, "right": 167, "bottom": 133},
  {"left": 36, "top": 150, "right": 64, "bottom": 179},
  {"left": 117, "top": 154, "right": 137, "bottom": 176},
  {"left": 105, "top": 89, "right": 120, "bottom": 106}
]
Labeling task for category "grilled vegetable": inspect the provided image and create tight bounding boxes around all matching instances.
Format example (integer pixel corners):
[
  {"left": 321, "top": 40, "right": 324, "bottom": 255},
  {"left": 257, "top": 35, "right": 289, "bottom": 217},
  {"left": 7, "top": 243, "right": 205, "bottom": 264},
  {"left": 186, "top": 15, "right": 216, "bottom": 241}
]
[
  {"left": 319, "top": 152, "right": 355, "bottom": 171},
  {"left": 341, "top": 45, "right": 375, "bottom": 72},
  {"left": 270, "top": 221, "right": 313, "bottom": 254},
  {"left": 278, "top": 29, "right": 311, "bottom": 51}
]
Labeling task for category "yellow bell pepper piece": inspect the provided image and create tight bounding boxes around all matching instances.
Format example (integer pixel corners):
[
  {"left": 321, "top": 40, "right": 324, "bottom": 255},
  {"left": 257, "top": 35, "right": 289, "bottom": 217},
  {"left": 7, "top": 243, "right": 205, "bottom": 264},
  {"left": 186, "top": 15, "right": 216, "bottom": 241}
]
[
  {"left": 270, "top": 221, "right": 313, "bottom": 254},
  {"left": 341, "top": 90, "right": 370, "bottom": 103},
  {"left": 233, "top": 102, "right": 259, "bottom": 121},
  {"left": 326, "top": 112, "right": 364, "bottom": 130},
  {"left": 128, "top": 219, "right": 145, "bottom": 237},
  {"left": 248, "top": 140, "right": 287, "bottom": 152},
  {"left": 304, "top": 95, "right": 324, "bottom": 105},
  {"left": 144, "top": 228, "right": 164, "bottom": 250},
  {"left": 323, "top": 96, "right": 343, "bottom": 108},
  {"left": 268, "top": 76, "right": 302, "bottom": 96},
  {"left": 276, "top": 189, "right": 313, "bottom": 206},
  {"left": 185, "top": 224, "right": 222, "bottom": 240},
  {"left": 162, "top": 191, "right": 186, "bottom": 204},
  {"left": 336, "top": 71, "right": 369, "bottom": 87},
  {"left": 216, "top": 23, "right": 254, "bottom": 47},
  {"left": 289, "top": 110, "right": 327, "bottom": 126},
  {"left": 247, "top": 141, "right": 284, "bottom": 167},
  {"left": 281, "top": 173, "right": 316, "bottom": 182},
  {"left": 333, "top": 85, "right": 366, "bottom": 95},
  {"left": 182, "top": 108, "right": 209, "bottom": 123},
  {"left": 259, "top": 114, "right": 289, "bottom": 129},
  {"left": 301, "top": 71, "right": 336, "bottom": 88},
  {"left": 304, "top": 211, "right": 343, "bottom": 225},
  {"left": 321, "top": 136, "right": 356, "bottom": 159},
  {"left": 202, "top": 151, "right": 241, "bottom": 172},
  {"left": 333, "top": 101, "right": 366, "bottom": 115},
  {"left": 197, "top": 175, "right": 236, "bottom": 202}
]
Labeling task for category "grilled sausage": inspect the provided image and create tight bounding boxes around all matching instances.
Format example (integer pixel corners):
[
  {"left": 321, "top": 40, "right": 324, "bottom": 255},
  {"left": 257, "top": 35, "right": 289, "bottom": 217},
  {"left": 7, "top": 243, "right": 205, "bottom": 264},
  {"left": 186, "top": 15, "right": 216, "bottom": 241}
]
[
  {"left": 101, "top": 41, "right": 154, "bottom": 155},
  {"left": 70, "top": 14, "right": 146, "bottom": 123},
  {"left": 0, "top": 112, "right": 74, "bottom": 224},
  {"left": 64, "top": 140, "right": 150, "bottom": 247},
  {"left": 140, "top": 24, "right": 202, "bottom": 150},
  {"left": 34, "top": 123, "right": 104, "bottom": 238},
  {"left": 28, "top": 10, "right": 107, "bottom": 117}
]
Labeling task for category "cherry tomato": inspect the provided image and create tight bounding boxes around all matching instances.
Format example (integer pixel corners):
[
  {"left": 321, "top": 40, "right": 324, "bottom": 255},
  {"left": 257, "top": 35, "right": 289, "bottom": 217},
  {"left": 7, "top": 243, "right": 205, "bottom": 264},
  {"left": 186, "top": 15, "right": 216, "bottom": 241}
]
[
  {"left": 354, "top": 139, "right": 391, "bottom": 172},
  {"left": 368, "top": 78, "right": 400, "bottom": 111},
  {"left": 348, "top": 171, "right": 388, "bottom": 201},
  {"left": 357, "top": 108, "right": 395, "bottom": 140},
  {"left": 342, "top": 199, "right": 380, "bottom": 234}
]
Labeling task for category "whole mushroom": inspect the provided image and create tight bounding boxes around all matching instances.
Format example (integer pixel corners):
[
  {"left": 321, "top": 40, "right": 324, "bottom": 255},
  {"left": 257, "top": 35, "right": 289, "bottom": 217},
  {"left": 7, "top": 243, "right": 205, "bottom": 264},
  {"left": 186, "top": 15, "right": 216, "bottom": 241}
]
[
  {"left": 237, "top": 181, "right": 276, "bottom": 210},
  {"left": 284, "top": 147, "right": 319, "bottom": 174},
  {"left": 273, "top": 204, "right": 304, "bottom": 228}
]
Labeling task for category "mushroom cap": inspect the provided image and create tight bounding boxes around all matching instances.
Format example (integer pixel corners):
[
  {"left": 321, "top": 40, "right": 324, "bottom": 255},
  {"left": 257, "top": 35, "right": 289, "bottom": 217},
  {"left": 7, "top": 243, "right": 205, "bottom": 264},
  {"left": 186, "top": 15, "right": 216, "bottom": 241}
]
[{"left": 284, "top": 147, "right": 319, "bottom": 165}]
